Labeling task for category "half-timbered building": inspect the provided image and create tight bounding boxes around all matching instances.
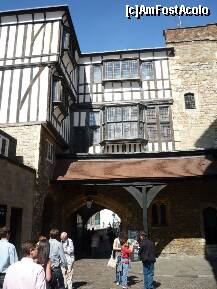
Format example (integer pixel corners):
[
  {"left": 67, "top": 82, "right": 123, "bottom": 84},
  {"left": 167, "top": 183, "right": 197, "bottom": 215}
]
[{"left": 0, "top": 5, "right": 217, "bottom": 256}]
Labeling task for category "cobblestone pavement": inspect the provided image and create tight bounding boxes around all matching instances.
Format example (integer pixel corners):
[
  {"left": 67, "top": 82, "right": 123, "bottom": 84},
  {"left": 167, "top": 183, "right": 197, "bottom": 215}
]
[{"left": 72, "top": 258, "right": 217, "bottom": 289}]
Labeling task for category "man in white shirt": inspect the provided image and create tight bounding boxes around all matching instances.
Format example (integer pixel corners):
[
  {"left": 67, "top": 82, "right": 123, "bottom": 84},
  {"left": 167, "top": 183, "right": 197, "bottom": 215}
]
[
  {"left": 60, "top": 232, "right": 75, "bottom": 289},
  {"left": 3, "top": 241, "right": 46, "bottom": 289}
]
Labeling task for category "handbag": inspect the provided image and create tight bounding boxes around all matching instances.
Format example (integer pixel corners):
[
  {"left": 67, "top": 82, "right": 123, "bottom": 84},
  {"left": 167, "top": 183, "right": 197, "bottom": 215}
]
[{"left": 107, "top": 253, "right": 117, "bottom": 268}]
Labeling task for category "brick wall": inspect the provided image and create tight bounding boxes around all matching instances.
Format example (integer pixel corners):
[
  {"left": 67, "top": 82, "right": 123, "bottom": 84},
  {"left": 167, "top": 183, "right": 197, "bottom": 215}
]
[{"left": 164, "top": 24, "right": 217, "bottom": 150}]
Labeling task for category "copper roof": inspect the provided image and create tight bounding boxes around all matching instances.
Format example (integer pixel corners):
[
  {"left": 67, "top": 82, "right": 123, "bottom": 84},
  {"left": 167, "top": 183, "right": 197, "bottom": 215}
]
[{"left": 54, "top": 155, "right": 217, "bottom": 182}]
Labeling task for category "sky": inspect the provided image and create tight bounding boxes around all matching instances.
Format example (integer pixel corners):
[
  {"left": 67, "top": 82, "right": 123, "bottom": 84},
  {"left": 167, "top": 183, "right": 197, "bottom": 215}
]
[{"left": 0, "top": 0, "right": 217, "bottom": 52}]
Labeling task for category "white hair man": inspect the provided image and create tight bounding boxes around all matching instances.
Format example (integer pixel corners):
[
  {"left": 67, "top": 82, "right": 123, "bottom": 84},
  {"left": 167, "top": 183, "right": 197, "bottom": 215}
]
[{"left": 60, "top": 232, "right": 74, "bottom": 289}]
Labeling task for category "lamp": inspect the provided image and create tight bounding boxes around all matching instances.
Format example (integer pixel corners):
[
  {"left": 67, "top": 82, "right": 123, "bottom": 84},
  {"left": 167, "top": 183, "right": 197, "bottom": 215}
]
[{"left": 86, "top": 198, "right": 93, "bottom": 209}]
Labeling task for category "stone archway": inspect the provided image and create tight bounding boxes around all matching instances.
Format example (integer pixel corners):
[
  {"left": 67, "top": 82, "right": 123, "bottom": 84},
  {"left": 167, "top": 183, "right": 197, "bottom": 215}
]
[
  {"left": 41, "top": 184, "right": 143, "bottom": 238},
  {"left": 61, "top": 185, "right": 143, "bottom": 233}
]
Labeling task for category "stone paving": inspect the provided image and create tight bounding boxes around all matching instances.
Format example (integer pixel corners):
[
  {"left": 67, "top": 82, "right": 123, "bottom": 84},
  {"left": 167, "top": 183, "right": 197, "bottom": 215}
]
[{"left": 72, "top": 257, "right": 217, "bottom": 289}]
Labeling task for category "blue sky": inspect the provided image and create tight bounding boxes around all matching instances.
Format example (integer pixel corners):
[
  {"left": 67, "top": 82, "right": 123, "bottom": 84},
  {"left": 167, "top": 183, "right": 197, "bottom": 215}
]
[{"left": 0, "top": 0, "right": 216, "bottom": 52}]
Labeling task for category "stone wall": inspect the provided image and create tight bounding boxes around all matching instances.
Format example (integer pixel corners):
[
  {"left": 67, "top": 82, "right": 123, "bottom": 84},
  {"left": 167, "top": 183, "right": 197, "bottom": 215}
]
[
  {"left": 0, "top": 124, "right": 42, "bottom": 170},
  {"left": 0, "top": 157, "right": 35, "bottom": 241},
  {"left": 164, "top": 24, "right": 217, "bottom": 150},
  {"left": 46, "top": 177, "right": 217, "bottom": 256},
  {"left": 150, "top": 178, "right": 217, "bottom": 256},
  {"left": 0, "top": 124, "right": 65, "bottom": 239},
  {"left": 32, "top": 125, "right": 61, "bottom": 239}
]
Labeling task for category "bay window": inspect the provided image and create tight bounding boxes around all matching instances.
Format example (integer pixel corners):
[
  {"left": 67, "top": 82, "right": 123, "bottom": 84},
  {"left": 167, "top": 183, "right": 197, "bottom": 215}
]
[
  {"left": 104, "top": 106, "right": 144, "bottom": 141},
  {"left": 52, "top": 77, "right": 69, "bottom": 122}
]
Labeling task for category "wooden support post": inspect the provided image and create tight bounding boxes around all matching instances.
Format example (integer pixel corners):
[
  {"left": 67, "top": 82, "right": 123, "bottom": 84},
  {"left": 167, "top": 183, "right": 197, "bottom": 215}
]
[{"left": 142, "top": 186, "right": 148, "bottom": 234}]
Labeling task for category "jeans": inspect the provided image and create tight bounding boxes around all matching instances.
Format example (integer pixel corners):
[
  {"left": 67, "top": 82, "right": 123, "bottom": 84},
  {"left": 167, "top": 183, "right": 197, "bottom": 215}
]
[
  {"left": 51, "top": 267, "right": 65, "bottom": 289},
  {"left": 120, "top": 259, "right": 129, "bottom": 287},
  {"left": 115, "top": 256, "right": 121, "bottom": 284},
  {"left": 0, "top": 274, "right": 6, "bottom": 289},
  {"left": 143, "top": 262, "right": 154, "bottom": 289}
]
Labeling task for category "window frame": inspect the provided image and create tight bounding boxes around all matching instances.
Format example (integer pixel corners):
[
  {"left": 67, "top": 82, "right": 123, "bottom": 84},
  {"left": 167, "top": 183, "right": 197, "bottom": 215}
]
[
  {"left": 46, "top": 140, "right": 55, "bottom": 163},
  {"left": 52, "top": 76, "right": 69, "bottom": 121},
  {"left": 92, "top": 65, "right": 102, "bottom": 83},
  {"left": 184, "top": 93, "right": 196, "bottom": 109},
  {"left": 103, "top": 59, "right": 139, "bottom": 80},
  {"left": 0, "top": 135, "right": 9, "bottom": 157},
  {"left": 151, "top": 202, "right": 168, "bottom": 227},
  {"left": 87, "top": 111, "right": 101, "bottom": 145},
  {"left": 103, "top": 105, "right": 144, "bottom": 141},
  {"left": 141, "top": 61, "right": 155, "bottom": 80},
  {"left": 62, "top": 25, "right": 72, "bottom": 52},
  {"left": 145, "top": 106, "right": 172, "bottom": 142}
]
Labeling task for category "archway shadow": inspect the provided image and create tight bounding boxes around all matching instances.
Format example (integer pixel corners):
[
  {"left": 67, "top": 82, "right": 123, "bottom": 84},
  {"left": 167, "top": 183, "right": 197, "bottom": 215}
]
[
  {"left": 72, "top": 281, "right": 88, "bottom": 289},
  {"left": 195, "top": 121, "right": 217, "bottom": 284}
]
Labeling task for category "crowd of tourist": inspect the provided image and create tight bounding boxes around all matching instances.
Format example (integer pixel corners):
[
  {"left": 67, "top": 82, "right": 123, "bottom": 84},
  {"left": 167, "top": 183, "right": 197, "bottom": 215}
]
[
  {"left": 112, "top": 231, "right": 155, "bottom": 289},
  {"left": 0, "top": 227, "right": 74, "bottom": 289},
  {"left": 0, "top": 226, "right": 156, "bottom": 289}
]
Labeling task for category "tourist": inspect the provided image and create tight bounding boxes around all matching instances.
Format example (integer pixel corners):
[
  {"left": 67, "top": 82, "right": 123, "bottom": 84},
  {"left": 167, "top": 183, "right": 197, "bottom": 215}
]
[
  {"left": 138, "top": 231, "right": 156, "bottom": 289},
  {"left": 90, "top": 229, "right": 100, "bottom": 258},
  {"left": 3, "top": 241, "right": 46, "bottom": 289},
  {"left": 37, "top": 239, "right": 52, "bottom": 287},
  {"left": 120, "top": 237, "right": 133, "bottom": 289},
  {"left": 0, "top": 227, "right": 18, "bottom": 289},
  {"left": 60, "top": 232, "right": 75, "bottom": 289},
  {"left": 112, "top": 232, "right": 124, "bottom": 285},
  {"left": 49, "top": 229, "right": 67, "bottom": 289}
]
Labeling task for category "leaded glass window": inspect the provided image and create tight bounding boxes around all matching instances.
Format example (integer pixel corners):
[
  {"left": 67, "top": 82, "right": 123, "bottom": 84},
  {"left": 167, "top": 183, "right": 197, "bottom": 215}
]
[
  {"left": 104, "top": 60, "right": 139, "bottom": 79},
  {"left": 89, "top": 111, "right": 100, "bottom": 126},
  {"left": 123, "top": 106, "right": 138, "bottom": 121},
  {"left": 52, "top": 79, "right": 61, "bottom": 102},
  {"left": 123, "top": 122, "right": 138, "bottom": 139},
  {"left": 93, "top": 66, "right": 102, "bottom": 83},
  {"left": 141, "top": 62, "right": 154, "bottom": 80},
  {"left": 104, "top": 62, "right": 113, "bottom": 79},
  {"left": 122, "top": 60, "right": 131, "bottom": 78},
  {"left": 146, "top": 107, "right": 156, "bottom": 122},
  {"left": 105, "top": 106, "right": 142, "bottom": 140},
  {"left": 0, "top": 136, "right": 9, "bottom": 157},
  {"left": 92, "top": 127, "right": 101, "bottom": 144},
  {"left": 147, "top": 124, "right": 158, "bottom": 141},
  {"left": 107, "top": 107, "right": 122, "bottom": 122},
  {"left": 114, "top": 62, "right": 121, "bottom": 79},
  {"left": 184, "top": 93, "right": 196, "bottom": 109},
  {"left": 160, "top": 123, "right": 171, "bottom": 140},
  {"left": 159, "top": 106, "right": 169, "bottom": 121}
]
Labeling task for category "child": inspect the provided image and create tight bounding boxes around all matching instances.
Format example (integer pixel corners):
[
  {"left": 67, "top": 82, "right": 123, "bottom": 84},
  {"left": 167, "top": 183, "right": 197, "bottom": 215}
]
[{"left": 120, "top": 237, "right": 133, "bottom": 289}]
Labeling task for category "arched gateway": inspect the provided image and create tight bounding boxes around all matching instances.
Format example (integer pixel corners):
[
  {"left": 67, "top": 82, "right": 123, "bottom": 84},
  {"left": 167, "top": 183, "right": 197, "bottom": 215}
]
[{"left": 42, "top": 150, "right": 217, "bottom": 257}]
